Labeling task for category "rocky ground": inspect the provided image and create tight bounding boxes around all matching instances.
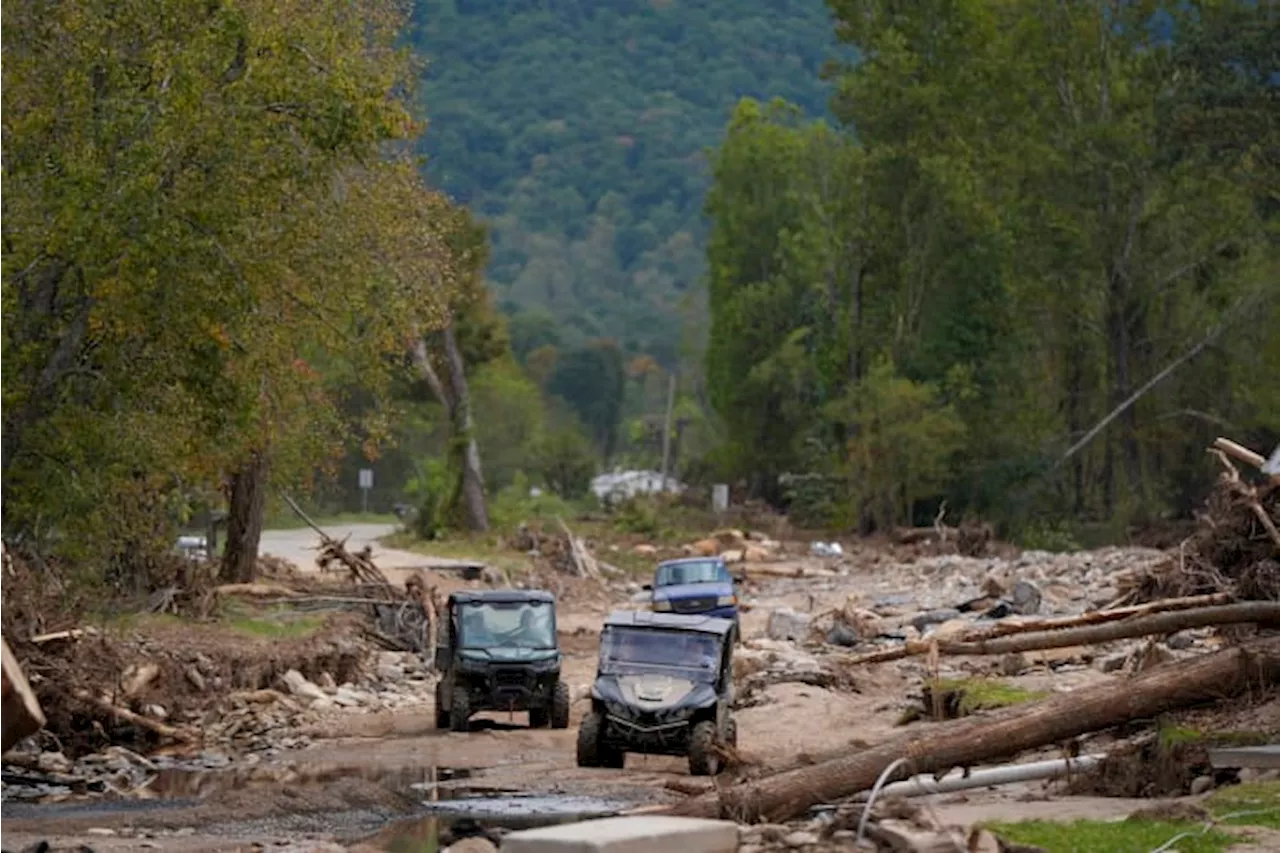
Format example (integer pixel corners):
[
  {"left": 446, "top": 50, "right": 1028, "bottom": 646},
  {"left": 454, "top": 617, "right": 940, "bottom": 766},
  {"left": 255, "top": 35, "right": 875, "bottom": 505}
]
[{"left": 4, "top": 495, "right": 1279, "bottom": 853}]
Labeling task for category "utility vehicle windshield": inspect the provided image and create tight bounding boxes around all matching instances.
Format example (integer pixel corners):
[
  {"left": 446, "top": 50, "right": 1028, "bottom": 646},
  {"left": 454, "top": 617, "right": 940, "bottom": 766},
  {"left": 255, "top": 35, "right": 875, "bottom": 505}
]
[
  {"left": 599, "top": 626, "right": 721, "bottom": 681},
  {"left": 654, "top": 560, "right": 729, "bottom": 587},
  {"left": 458, "top": 601, "right": 555, "bottom": 650}
]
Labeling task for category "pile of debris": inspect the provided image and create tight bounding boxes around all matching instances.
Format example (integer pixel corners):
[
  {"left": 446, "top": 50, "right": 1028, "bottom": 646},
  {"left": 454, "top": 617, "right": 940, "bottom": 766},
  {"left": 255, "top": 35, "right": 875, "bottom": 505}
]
[
  {"left": 682, "top": 528, "right": 785, "bottom": 564},
  {"left": 1119, "top": 437, "right": 1280, "bottom": 604},
  {"left": 0, "top": 500, "right": 441, "bottom": 763}
]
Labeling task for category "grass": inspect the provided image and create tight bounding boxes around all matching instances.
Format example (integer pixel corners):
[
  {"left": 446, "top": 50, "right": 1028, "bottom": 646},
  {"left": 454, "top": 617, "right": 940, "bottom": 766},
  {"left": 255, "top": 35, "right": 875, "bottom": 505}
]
[
  {"left": 1208, "top": 780, "right": 1280, "bottom": 830},
  {"left": 984, "top": 781, "right": 1280, "bottom": 852},
  {"left": 102, "top": 603, "right": 325, "bottom": 641},
  {"left": 934, "top": 677, "right": 1049, "bottom": 714},
  {"left": 988, "top": 819, "right": 1237, "bottom": 853}
]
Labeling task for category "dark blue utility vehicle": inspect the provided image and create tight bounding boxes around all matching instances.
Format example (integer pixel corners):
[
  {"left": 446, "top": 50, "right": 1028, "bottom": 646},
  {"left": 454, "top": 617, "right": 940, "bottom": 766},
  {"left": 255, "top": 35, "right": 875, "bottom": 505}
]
[
  {"left": 576, "top": 610, "right": 738, "bottom": 775},
  {"left": 644, "top": 556, "right": 740, "bottom": 640}
]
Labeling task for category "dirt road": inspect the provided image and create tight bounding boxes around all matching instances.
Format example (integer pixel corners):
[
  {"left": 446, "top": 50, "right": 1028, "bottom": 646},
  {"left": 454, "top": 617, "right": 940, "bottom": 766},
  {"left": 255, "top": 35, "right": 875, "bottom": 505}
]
[{"left": 260, "top": 524, "right": 483, "bottom": 579}]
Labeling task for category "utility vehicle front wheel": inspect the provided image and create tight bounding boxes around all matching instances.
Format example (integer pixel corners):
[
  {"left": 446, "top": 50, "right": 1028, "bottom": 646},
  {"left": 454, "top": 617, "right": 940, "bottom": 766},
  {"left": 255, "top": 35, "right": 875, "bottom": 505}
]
[
  {"left": 449, "top": 690, "right": 471, "bottom": 733},
  {"left": 576, "top": 710, "right": 604, "bottom": 767},
  {"left": 688, "top": 720, "right": 720, "bottom": 776},
  {"left": 434, "top": 682, "right": 449, "bottom": 729},
  {"left": 576, "top": 710, "right": 625, "bottom": 769}
]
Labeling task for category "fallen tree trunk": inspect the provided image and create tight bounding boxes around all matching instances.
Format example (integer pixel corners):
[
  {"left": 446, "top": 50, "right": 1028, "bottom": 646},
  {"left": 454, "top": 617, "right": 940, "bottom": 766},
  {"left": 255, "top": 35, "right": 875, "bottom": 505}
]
[
  {"left": 840, "top": 601, "right": 1280, "bottom": 666},
  {"left": 669, "top": 635, "right": 1280, "bottom": 822},
  {"left": 965, "top": 593, "right": 1234, "bottom": 640},
  {"left": 2, "top": 637, "right": 46, "bottom": 753}
]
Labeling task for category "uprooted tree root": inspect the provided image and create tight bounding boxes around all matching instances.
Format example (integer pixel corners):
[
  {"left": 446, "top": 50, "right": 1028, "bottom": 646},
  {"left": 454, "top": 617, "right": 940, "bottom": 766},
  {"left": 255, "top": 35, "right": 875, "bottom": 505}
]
[
  {"left": 1071, "top": 737, "right": 1217, "bottom": 798},
  {"left": 1121, "top": 451, "right": 1280, "bottom": 604}
]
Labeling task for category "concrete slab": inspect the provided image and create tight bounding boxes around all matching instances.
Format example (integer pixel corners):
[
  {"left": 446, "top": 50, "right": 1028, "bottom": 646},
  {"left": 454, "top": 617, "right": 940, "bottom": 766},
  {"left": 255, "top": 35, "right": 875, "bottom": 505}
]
[{"left": 500, "top": 816, "right": 739, "bottom": 853}]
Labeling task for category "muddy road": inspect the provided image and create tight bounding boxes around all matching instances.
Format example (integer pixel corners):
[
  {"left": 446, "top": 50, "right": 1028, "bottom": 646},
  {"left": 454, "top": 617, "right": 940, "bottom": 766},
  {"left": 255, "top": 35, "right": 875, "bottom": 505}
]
[{"left": 1, "top": 535, "right": 1227, "bottom": 851}]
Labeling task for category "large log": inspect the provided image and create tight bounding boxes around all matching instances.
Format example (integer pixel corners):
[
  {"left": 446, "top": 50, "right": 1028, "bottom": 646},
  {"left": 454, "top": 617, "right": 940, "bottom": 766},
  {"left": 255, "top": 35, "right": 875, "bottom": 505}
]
[
  {"left": 669, "top": 636, "right": 1280, "bottom": 823},
  {"left": 839, "top": 601, "right": 1280, "bottom": 666},
  {"left": 2, "top": 636, "right": 47, "bottom": 753}
]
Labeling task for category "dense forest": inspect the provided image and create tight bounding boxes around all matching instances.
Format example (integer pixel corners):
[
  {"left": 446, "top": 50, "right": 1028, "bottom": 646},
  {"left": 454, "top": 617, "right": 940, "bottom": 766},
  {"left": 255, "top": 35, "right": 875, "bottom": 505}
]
[
  {"left": 703, "top": 1, "right": 1279, "bottom": 539},
  {"left": 408, "top": 0, "right": 848, "bottom": 363},
  {"left": 2, "top": 0, "right": 1277, "bottom": 589}
]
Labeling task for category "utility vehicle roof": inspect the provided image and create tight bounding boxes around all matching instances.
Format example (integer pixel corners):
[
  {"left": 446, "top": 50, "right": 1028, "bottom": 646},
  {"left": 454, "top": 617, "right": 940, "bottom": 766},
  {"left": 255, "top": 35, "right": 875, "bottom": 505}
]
[
  {"left": 656, "top": 556, "right": 727, "bottom": 567},
  {"left": 602, "top": 610, "right": 734, "bottom": 636},
  {"left": 448, "top": 589, "right": 555, "bottom": 605}
]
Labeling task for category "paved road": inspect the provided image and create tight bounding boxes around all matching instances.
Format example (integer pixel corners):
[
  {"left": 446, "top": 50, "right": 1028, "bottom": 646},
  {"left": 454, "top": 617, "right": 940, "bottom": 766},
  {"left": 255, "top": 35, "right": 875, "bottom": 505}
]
[{"left": 258, "top": 523, "right": 481, "bottom": 575}]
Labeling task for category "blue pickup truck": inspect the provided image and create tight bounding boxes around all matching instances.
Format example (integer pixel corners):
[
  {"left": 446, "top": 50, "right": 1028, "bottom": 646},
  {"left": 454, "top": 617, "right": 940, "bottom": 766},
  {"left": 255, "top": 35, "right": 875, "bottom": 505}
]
[{"left": 644, "top": 557, "right": 741, "bottom": 640}]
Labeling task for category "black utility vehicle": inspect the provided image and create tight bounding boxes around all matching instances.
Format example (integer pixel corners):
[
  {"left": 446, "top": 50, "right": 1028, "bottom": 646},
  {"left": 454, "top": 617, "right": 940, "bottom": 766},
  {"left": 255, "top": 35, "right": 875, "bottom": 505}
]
[
  {"left": 434, "top": 589, "right": 570, "bottom": 732},
  {"left": 576, "top": 610, "right": 737, "bottom": 776}
]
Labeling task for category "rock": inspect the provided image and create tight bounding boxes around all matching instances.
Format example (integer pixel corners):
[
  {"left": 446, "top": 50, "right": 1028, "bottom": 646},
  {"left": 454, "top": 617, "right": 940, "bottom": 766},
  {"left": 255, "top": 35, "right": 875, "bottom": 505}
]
[
  {"left": 981, "top": 572, "right": 1007, "bottom": 598},
  {"left": 1190, "top": 774, "right": 1215, "bottom": 795},
  {"left": 633, "top": 544, "right": 657, "bottom": 555},
  {"left": 719, "top": 549, "right": 744, "bottom": 563},
  {"left": 1165, "top": 632, "right": 1195, "bottom": 650},
  {"left": 86, "top": 828, "right": 117, "bottom": 836},
  {"left": 36, "top": 751, "right": 72, "bottom": 773},
  {"left": 826, "top": 624, "right": 859, "bottom": 647},
  {"left": 766, "top": 608, "right": 812, "bottom": 642},
  {"left": 783, "top": 830, "right": 819, "bottom": 847},
  {"left": 281, "top": 669, "right": 328, "bottom": 703},
  {"left": 930, "top": 618, "right": 974, "bottom": 642},
  {"left": 446, "top": 838, "right": 499, "bottom": 853},
  {"left": 317, "top": 671, "right": 337, "bottom": 691},
  {"left": 184, "top": 665, "right": 206, "bottom": 692},
  {"left": 1010, "top": 580, "right": 1042, "bottom": 615},
  {"left": 866, "top": 820, "right": 958, "bottom": 853},
  {"left": 756, "top": 825, "right": 793, "bottom": 842},
  {"left": 743, "top": 544, "right": 771, "bottom": 562},
  {"left": 1000, "top": 653, "right": 1029, "bottom": 677},
  {"left": 690, "top": 538, "right": 720, "bottom": 557},
  {"left": 911, "top": 609, "right": 961, "bottom": 632},
  {"left": 334, "top": 685, "right": 368, "bottom": 707},
  {"left": 377, "top": 663, "right": 405, "bottom": 682},
  {"left": 1094, "top": 651, "right": 1130, "bottom": 673}
]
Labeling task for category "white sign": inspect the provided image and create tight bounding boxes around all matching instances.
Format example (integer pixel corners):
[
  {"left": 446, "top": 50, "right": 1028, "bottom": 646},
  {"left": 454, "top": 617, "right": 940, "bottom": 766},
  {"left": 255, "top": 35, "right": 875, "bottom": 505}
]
[
  {"left": 712, "top": 483, "right": 729, "bottom": 513},
  {"left": 358, "top": 468, "right": 374, "bottom": 490}
]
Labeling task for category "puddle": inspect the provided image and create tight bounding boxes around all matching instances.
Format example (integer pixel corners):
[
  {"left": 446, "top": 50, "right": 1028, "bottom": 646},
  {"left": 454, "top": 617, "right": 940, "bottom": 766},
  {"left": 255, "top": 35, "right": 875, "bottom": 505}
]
[
  {"left": 363, "top": 792, "right": 628, "bottom": 852},
  {"left": 143, "top": 762, "right": 480, "bottom": 800}
]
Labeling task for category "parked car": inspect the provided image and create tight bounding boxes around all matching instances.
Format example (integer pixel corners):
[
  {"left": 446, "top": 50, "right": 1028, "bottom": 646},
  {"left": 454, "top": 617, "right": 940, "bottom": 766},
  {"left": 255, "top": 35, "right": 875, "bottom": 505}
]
[
  {"left": 576, "top": 610, "right": 738, "bottom": 775},
  {"left": 644, "top": 557, "right": 740, "bottom": 640},
  {"left": 433, "top": 589, "right": 570, "bottom": 732}
]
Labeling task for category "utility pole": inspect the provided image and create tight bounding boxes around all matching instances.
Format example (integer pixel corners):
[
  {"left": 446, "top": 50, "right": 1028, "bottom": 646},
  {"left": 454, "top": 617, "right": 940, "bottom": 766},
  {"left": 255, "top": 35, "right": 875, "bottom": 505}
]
[{"left": 660, "top": 372, "right": 677, "bottom": 492}]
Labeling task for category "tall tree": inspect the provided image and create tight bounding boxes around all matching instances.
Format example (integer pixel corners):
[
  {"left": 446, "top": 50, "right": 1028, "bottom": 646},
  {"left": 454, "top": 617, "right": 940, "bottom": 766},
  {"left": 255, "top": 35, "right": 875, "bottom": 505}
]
[{"left": 2, "top": 0, "right": 460, "bottom": 579}]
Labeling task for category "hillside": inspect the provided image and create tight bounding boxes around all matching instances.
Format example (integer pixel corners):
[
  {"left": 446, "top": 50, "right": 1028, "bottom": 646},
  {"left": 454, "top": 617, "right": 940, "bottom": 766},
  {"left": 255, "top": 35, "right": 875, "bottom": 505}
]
[{"left": 409, "top": 0, "right": 846, "bottom": 362}]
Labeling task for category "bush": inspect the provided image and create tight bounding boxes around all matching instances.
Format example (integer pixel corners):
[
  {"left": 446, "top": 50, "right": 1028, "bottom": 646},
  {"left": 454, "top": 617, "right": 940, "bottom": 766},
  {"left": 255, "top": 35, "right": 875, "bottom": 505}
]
[{"left": 531, "top": 427, "right": 597, "bottom": 499}]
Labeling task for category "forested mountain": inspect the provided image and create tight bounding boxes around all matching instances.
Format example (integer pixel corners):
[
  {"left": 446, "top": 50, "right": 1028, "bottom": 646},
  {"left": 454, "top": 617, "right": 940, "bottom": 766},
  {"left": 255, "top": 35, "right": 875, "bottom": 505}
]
[{"left": 409, "top": 0, "right": 847, "bottom": 363}]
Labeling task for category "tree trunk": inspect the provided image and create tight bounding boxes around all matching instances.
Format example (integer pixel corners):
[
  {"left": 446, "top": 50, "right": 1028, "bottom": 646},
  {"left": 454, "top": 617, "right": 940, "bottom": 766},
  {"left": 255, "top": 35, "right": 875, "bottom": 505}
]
[
  {"left": 220, "top": 450, "right": 268, "bottom": 583},
  {"left": 667, "top": 636, "right": 1280, "bottom": 823},
  {"left": 441, "top": 323, "right": 489, "bottom": 533}
]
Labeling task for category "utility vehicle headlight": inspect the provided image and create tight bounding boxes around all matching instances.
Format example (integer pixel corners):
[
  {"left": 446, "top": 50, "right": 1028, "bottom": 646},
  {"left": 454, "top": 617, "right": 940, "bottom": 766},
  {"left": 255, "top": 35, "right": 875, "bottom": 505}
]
[
  {"left": 651, "top": 599, "right": 672, "bottom": 612},
  {"left": 716, "top": 594, "right": 737, "bottom": 606}
]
